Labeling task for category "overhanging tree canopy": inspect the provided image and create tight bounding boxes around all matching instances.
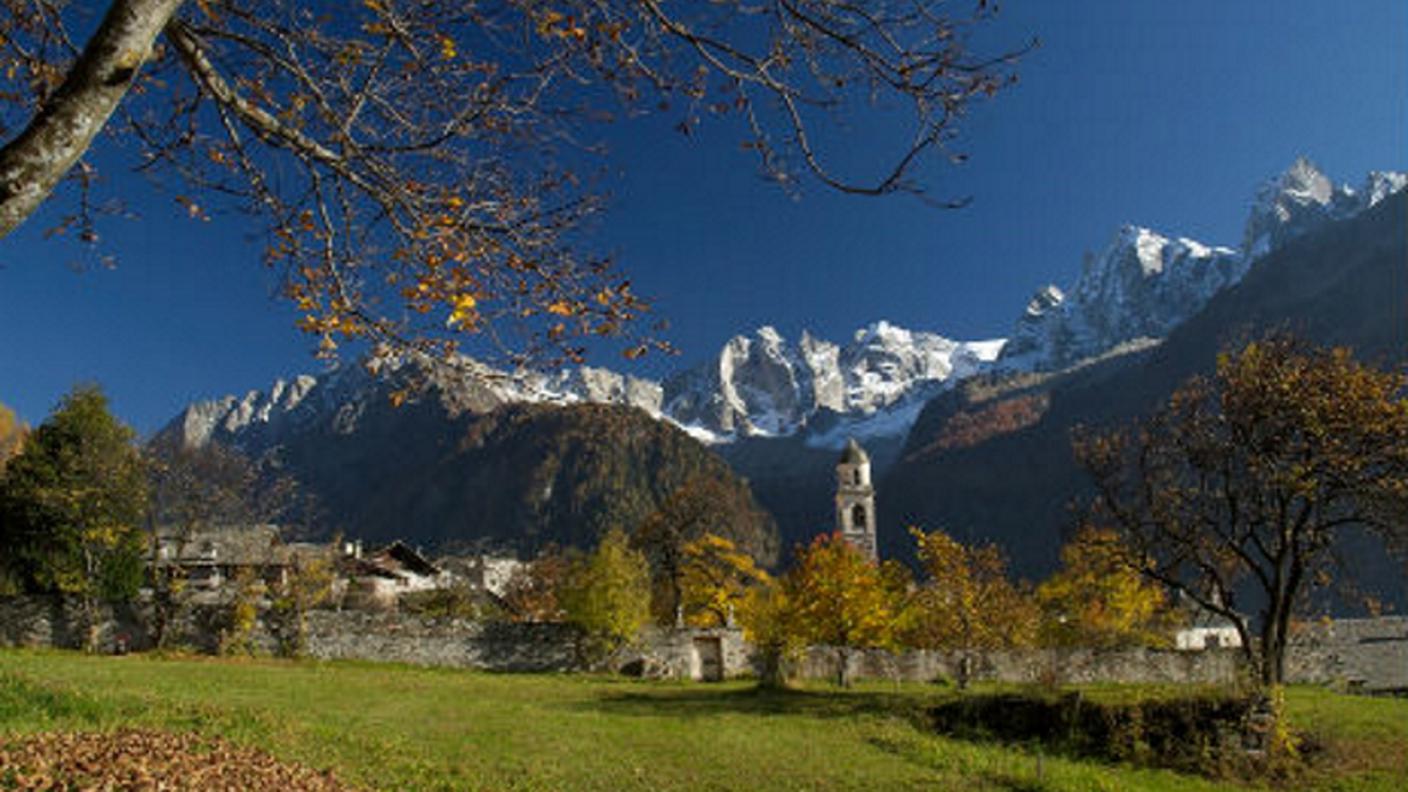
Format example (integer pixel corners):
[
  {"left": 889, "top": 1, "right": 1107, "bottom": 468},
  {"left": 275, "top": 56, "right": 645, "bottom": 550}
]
[{"left": 0, "top": 0, "right": 1029, "bottom": 367}]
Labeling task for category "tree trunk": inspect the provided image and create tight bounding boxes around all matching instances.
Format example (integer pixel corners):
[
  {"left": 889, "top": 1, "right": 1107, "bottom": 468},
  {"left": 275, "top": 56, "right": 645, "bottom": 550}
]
[
  {"left": 81, "top": 593, "right": 101, "bottom": 653},
  {"left": 1261, "top": 610, "right": 1291, "bottom": 688},
  {"left": 1260, "top": 595, "right": 1289, "bottom": 688},
  {"left": 955, "top": 649, "right": 973, "bottom": 690},
  {"left": 835, "top": 646, "right": 852, "bottom": 688},
  {"left": 0, "top": 0, "right": 186, "bottom": 238},
  {"left": 758, "top": 647, "right": 787, "bottom": 689}
]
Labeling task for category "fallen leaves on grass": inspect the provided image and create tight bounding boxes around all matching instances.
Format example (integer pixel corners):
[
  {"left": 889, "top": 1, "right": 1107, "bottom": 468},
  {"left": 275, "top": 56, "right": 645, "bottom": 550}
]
[{"left": 0, "top": 729, "right": 358, "bottom": 790}]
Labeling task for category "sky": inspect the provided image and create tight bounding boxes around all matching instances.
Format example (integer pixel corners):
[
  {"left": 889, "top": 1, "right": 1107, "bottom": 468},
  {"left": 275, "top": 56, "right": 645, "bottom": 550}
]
[{"left": 2, "top": 0, "right": 1406, "bottom": 435}]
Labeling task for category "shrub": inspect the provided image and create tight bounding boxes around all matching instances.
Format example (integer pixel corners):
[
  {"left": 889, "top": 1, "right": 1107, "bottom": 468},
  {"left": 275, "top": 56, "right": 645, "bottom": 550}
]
[{"left": 929, "top": 690, "right": 1280, "bottom": 778}]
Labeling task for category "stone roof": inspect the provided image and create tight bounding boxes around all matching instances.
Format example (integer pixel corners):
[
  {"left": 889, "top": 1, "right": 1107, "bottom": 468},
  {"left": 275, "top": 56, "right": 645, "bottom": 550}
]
[
  {"left": 355, "top": 541, "right": 442, "bottom": 579},
  {"left": 154, "top": 524, "right": 289, "bottom": 567},
  {"left": 838, "top": 437, "right": 869, "bottom": 466}
]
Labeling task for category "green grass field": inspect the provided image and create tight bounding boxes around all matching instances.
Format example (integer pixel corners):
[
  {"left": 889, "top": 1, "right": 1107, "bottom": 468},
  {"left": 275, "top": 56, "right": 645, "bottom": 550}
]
[{"left": 1, "top": 649, "right": 1405, "bottom": 791}]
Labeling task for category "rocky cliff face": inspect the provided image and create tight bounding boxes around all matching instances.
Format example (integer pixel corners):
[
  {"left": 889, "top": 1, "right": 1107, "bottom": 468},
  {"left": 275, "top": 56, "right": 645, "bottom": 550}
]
[
  {"left": 999, "top": 228, "right": 1243, "bottom": 372},
  {"left": 998, "top": 158, "right": 1406, "bottom": 374},
  {"left": 1242, "top": 158, "right": 1406, "bottom": 258},
  {"left": 660, "top": 322, "right": 1002, "bottom": 444}
]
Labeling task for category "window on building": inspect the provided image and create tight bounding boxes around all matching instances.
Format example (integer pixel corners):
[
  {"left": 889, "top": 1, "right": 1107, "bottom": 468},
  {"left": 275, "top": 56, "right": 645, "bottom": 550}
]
[{"left": 852, "top": 504, "right": 866, "bottom": 529}]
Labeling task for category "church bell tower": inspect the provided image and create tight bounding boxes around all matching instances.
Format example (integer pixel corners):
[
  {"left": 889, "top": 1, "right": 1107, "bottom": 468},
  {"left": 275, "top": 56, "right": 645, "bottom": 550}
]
[{"left": 835, "top": 438, "right": 877, "bottom": 560}]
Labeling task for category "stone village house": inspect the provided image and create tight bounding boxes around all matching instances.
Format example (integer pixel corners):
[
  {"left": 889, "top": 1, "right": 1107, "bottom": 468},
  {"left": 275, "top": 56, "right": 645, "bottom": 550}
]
[
  {"left": 340, "top": 540, "right": 456, "bottom": 608},
  {"left": 151, "top": 524, "right": 330, "bottom": 593}
]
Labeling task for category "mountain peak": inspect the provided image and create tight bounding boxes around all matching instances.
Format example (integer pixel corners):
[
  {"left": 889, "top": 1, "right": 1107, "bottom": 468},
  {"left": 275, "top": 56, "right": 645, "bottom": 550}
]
[
  {"left": 1243, "top": 157, "right": 1347, "bottom": 256},
  {"left": 1278, "top": 157, "right": 1334, "bottom": 201},
  {"left": 1002, "top": 158, "right": 1403, "bottom": 374},
  {"left": 755, "top": 325, "right": 785, "bottom": 345},
  {"left": 1362, "top": 171, "right": 1408, "bottom": 208}
]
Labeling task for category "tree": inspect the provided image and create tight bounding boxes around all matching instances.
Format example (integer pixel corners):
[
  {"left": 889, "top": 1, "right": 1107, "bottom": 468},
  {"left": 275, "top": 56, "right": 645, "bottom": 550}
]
[
  {"left": 560, "top": 527, "right": 651, "bottom": 658},
  {"left": 899, "top": 527, "right": 1036, "bottom": 686},
  {"left": 1035, "top": 526, "right": 1180, "bottom": 649},
  {"left": 500, "top": 543, "right": 577, "bottom": 623},
  {"left": 632, "top": 474, "right": 776, "bottom": 626},
  {"left": 0, "top": 385, "right": 148, "bottom": 650},
  {"left": 0, "top": 1, "right": 1027, "bottom": 368},
  {"left": 268, "top": 553, "right": 335, "bottom": 657},
  {"left": 0, "top": 401, "right": 26, "bottom": 472},
  {"left": 1074, "top": 335, "right": 1408, "bottom": 687},
  {"left": 786, "top": 531, "right": 895, "bottom": 687},
  {"left": 677, "top": 532, "right": 769, "bottom": 627},
  {"left": 736, "top": 576, "right": 800, "bottom": 689},
  {"left": 146, "top": 437, "right": 298, "bottom": 537},
  {"left": 143, "top": 437, "right": 301, "bottom": 646}
]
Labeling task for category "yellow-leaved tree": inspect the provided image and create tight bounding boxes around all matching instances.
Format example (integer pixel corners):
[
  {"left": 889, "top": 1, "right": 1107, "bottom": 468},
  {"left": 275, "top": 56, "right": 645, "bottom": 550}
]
[
  {"left": 560, "top": 528, "right": 651, "bottom": 661},
  {"left": 632, "top": 475, "right": 777, "bottom": 627},
  {"left": 678, "top": 533, "right": 770, "bottom": 628},
  {"left": 737, "top": 578, "right": 801, "bottom": 689},
  {"left": 269, "top": 554, "right": 336, "bottom": 658},
  {"left": 786, "top": 532, "right": 896, "bottom": 687},
  {"left": 1036, "top": 527, "right": 1180, "bottom": 649},
  {"left": 899, "top": 527, "right": 1037, "bottom": 686},
  {"left": 1075, "top": 334, "right": 1408, "bottom": 687},
  {"left": 0, "top": 402, "right": 25, "bottom": 472}
]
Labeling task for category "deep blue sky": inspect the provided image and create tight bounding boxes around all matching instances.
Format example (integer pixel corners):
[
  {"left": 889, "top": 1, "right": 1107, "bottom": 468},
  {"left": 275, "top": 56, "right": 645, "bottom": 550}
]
[{"left": 2, "top": 1, "right": 1405, "bottom": 434}]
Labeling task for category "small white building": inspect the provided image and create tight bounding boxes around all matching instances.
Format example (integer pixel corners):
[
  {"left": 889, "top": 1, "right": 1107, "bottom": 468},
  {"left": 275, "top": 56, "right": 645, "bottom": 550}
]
[
  {"left": 1175, "top": 605, "right": 1244, "bottom": 650},
  {"left": 1176, "top": 624, "right": 1243, "bottom": 651}
]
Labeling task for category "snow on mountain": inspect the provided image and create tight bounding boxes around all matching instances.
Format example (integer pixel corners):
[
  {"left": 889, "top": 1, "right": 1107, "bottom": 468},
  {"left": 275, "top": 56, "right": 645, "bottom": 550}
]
[
  {"left": 168, "top": 158, "right": 1405, "bottom": 456},
  {"left": 998, "top": 226, "right": 1242, "bottom": 372},
  {"left": 165, "top": 356, "right": 664, "bottom": 452},
  {"left": 1361, "top": 171, "right": 1408, "bottom": 208},
  {"left": 999, "top": 158, "right": 1406, "bottom": 373},
  {"left": 661, "top": 321, "right": 1004, "bottom": 444},
  {"left": 502, "top": 366, "right": 664, "bottom": 415},
  {"left": 169, "top": 320, "right": 1002, "bottom": 454},
  {"left": 170, "top": 369, "right": 366, "bottom": 450}
]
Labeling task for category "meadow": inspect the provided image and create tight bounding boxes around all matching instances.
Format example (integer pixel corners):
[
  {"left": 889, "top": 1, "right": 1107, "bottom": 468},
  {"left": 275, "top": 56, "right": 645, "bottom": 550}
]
[{"left": 1, "top": 649, "right": 1405, "bottom": 791}]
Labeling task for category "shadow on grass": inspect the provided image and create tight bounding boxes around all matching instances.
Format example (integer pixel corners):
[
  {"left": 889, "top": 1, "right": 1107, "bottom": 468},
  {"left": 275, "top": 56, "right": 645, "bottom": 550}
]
[{"left": 569, "top": 682, "right": 946, "bottom": 726}]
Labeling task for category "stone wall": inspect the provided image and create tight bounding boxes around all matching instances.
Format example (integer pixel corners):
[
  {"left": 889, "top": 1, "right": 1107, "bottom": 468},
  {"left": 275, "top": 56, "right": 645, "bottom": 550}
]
[
  {"left": 1286, "top": 616, "right": 1408, "bottom": 691},
  {"left": 302, "top": 612, "right": 579, "bottom": 672},
  {"left": 0, "top": 596, "right": 149, "bottom": 652},
  {"left": 0, "top": 595, "right": 580, "bottom": 671},
  {"left": 2, "top": 595, "right": 1403, "bottom": 691},
  {"left": 794, "top": 646, "right": 1244, "bottom": 687}
]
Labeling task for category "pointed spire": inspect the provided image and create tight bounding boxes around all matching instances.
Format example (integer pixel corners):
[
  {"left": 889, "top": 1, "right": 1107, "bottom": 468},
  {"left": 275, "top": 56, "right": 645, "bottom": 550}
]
[{"left": 838, "top": 437, "right": 869, "bottom": 466}]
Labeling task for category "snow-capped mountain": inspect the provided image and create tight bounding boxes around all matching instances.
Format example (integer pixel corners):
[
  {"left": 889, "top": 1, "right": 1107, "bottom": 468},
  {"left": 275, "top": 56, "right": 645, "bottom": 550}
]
[
  {"left": 168, "top": 321, "right": 1002, "bottom": 453},
  {"left": 168, "top": 357, "right": 664, "bottom": 453},
  {"left": 660, "top": 322, "right": 1002, "bottom": 443},
  {"left": 999, "top": 226, "right": 1243, "bottom": 371},
  {"left": 998, "top": 158, "right": 1406, "bottom": 372},
  {"left": 168, "top": 158, "right": 1406, "bottom": 458},
  {"left": 1243, "top": 158, "right": 1406, "bottom": 258}
]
